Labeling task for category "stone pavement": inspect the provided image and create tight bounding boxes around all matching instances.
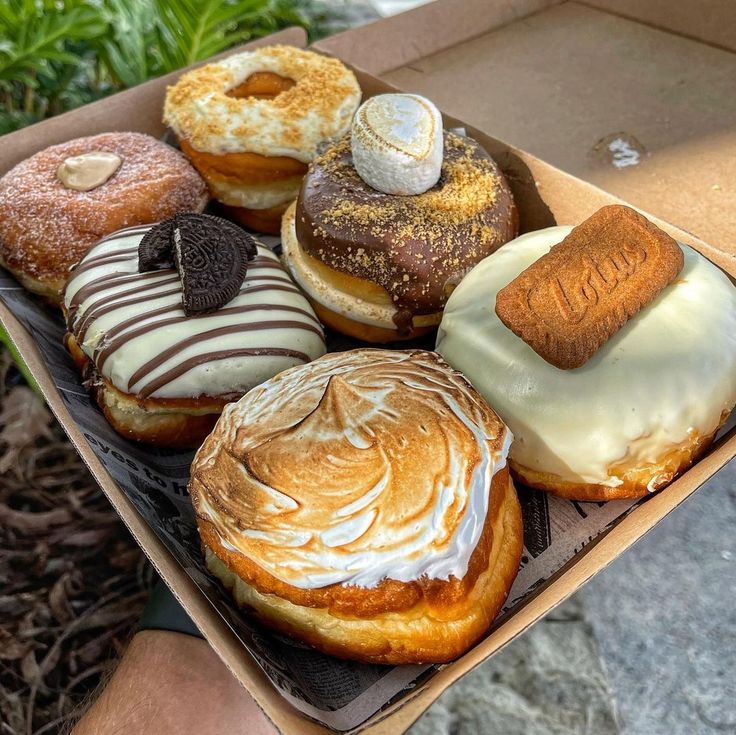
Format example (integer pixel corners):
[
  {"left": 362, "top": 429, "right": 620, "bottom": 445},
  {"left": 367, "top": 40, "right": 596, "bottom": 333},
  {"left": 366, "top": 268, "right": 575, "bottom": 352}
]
[
  {"left": 583, "top": 467, "right": 736, "bottom": 734},
  {"left": 411, "top": 594, "right": 619, "bottom": 735},
  {"left": 409, "top": 462, "right": 736, "bottom": 735}
]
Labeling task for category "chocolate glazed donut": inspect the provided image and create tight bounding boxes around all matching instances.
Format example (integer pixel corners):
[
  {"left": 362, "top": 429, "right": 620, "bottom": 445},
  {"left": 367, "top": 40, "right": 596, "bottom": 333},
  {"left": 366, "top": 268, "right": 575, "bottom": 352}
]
[{"left": 291, "top": 132, "right": 518, "bottom": 339}]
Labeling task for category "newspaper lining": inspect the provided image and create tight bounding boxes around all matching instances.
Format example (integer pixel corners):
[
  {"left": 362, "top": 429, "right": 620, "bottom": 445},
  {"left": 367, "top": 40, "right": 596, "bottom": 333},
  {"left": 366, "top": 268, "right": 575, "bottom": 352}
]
[{"left": 0, "top": 263, "right": 640, "bottom": 733}]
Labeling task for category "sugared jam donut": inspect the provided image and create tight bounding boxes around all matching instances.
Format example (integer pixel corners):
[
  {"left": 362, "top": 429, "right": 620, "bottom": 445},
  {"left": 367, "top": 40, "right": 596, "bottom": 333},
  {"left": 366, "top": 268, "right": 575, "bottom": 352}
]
[
  {"left": 0, "top": 132, "right": 208, "bottom": 303},
  {"left": 190, "top": 349, "right": 522, "bottom": 663},
  {"left": 164, "top": 46, "right": 361, "bottom": 235},
  {"left": 63, "top": 217, "right": 325, "bottom": 449},
  {"left": 281, "top": 132, "right": 518, "bottom": 342},
  {"left": 437, "top": 226, "right": 736, "bottom": 500}
]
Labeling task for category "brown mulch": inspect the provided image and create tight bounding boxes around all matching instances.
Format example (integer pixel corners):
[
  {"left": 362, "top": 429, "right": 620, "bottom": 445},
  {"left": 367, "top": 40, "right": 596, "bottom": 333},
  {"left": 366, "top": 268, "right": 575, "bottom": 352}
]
[{"left": 0, "top": 347, "right": 153, "bottom": 735}]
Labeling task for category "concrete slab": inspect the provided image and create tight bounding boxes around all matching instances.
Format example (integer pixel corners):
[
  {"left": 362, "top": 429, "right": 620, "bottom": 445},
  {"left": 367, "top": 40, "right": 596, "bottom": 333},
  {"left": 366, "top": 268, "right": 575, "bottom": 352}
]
[
  {"left": 410, "top": 596, "right": 620, "bottom": 734},
  {"left": 582, "top": 464, "right": 736, "bottom": 734}
]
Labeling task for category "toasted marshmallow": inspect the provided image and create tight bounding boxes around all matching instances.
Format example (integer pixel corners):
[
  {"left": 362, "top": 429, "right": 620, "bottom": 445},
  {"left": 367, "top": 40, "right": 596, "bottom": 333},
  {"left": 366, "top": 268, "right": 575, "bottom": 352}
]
[{"left": 351, "top": 94, "right": 443, "bottom": 195}]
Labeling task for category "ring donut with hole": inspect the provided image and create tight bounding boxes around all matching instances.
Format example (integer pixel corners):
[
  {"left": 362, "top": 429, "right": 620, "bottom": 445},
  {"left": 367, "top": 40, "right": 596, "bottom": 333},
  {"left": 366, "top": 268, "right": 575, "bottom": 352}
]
[{"left": 164, "top": 45, "right": 361, "bottom": 234}]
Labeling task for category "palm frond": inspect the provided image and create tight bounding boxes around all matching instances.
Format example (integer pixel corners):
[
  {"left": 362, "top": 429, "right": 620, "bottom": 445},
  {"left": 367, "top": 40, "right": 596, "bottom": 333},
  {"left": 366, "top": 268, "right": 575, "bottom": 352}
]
[
  {"left": 0, "top": 5, "right": 107, "bottom": 84},
  {"left": 154, "top": 0, "right": 292, "bottom": 71}
]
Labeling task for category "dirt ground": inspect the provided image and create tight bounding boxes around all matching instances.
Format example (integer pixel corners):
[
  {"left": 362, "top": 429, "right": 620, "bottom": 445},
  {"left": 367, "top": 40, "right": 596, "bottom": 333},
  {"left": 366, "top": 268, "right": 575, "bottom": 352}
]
[{"left": 0, "top": 347, "right": 153, "bottom": 734}]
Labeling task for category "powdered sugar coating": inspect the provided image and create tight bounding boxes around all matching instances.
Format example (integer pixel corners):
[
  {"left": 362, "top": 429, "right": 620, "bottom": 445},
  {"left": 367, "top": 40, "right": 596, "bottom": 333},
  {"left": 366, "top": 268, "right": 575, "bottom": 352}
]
[{"left": 0, "top": 132, "right": 208, "bottom": 300}]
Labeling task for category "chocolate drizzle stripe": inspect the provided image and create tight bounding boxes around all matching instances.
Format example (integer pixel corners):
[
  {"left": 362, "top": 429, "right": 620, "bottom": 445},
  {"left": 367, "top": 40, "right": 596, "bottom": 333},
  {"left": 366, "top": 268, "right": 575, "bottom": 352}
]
[
  {"left": 94, "top": 303, "right": 322, "bottom": 372},
  {"left": 77, "top": 285, "right": 183, "bottom": 343},
  {"left": 70, "top": 248, "right": 140, "bottom": 275},
  {"left": 73, "top": 275, "right": 301, "bottom": 339},
  {"left": 249, "top": 259, "right": 283, "bottom": 270},
  {"left": 94, "top": 303, "right": 178, "bottom": 369},
  {"left": 73, "top": 276, "right": 181, "bottom": 339},
  {"left": 136, "top": 347, "right": 311, "bottom": 398},
  {"left": 68, "top": 271, "right": 155, "bottom": 325},
  {"left": 243, "top": 275, "right": 294, "bottom": 286},
  {"left": 99, "top": 224, "right": 154, "bottom": 243},
  {"left": 128, "top": 320, "right": 323, "bottom": 390},
  {"left": 241, "top": 283, "right": 301, "bottom": 297}
]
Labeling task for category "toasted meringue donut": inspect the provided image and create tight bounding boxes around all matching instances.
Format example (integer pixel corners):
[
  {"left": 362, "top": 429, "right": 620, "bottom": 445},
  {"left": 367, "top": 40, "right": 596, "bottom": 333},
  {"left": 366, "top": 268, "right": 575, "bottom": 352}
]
[
  {"left": 164, "top": 46, "right": 361, "bottom": 234},
  {"left": 351, "top": 94, "right": 443, "bottom": 195},
  {"left": 190, "top": 349, "right": 522, "bottom": 663},
  {"left": 63, "top": 225, "right": 325, "bottom": 448},
  {"left": 437, "top": 226, "right": 736, "bottom": 500}
]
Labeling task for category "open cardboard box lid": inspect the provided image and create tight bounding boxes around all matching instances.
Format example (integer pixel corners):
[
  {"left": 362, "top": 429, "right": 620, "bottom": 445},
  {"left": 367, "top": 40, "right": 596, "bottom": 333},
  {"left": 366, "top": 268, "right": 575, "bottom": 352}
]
[
  {"left": 1, "top": 16, "right": 736, "bottom": 735},
  {"left": 315, "top": 0, "right": 736, "bottom": 253}
]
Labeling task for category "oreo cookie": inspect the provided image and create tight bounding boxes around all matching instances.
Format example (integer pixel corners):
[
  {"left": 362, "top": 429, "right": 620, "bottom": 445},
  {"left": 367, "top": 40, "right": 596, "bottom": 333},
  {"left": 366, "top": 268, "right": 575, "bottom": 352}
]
[
  {"left": 173, "top": 214, "right": 257, "bottom": 315},
  {"left": 138, "top": 218, "right": 176, "bottom": 272}
]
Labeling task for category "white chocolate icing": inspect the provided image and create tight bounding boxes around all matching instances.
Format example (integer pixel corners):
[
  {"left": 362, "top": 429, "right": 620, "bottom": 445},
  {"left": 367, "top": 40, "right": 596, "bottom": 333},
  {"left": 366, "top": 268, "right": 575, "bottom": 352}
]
[
  {"left": 64, "top": 226, "right": 326, "bottom": 400},
  {"left": 436, "top": 226, "right": 736, "bottom": 486},
  {"left": 163, "top": 46, "right": 361, "bottom": 161},
  {"left": 191, "top": 349, "right": 511, "bottom": 589},
  {"left": 351, "top": 94, "right": 443, "bottom": 195}
]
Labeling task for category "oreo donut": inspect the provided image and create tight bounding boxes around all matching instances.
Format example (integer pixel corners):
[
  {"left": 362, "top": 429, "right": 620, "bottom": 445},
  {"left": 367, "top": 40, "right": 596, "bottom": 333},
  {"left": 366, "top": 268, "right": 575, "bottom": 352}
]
[
  {"left": 63, "top": 215, "right": 326, "bottom": 448},
  {"left": 281, "top": 131, "right": 518, "bottom": 342},
  {"left": 0, "top": 132, "right": 208, "bottom": 303}
]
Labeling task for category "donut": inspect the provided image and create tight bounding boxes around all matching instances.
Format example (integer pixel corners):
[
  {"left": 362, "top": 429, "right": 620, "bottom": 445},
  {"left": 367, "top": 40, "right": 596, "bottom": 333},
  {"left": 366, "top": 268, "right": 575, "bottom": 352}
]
[
  {"left": 190, "top": 349, "right": 522, "bottom": 664},
  {"left": 63, "top": 219, "right": 326, "bottom": 449},
  {"left": 281, "top": 131, "right": 518, "bottom": 342},
  {"left": 164, "top": 46, "right": 361, "bottom": 235},
  {"left": 436, "top": 225, "right": 736, "bottom": 500},
  {"left": 0, "top": 132, "right": 208, "bottom": 303}
]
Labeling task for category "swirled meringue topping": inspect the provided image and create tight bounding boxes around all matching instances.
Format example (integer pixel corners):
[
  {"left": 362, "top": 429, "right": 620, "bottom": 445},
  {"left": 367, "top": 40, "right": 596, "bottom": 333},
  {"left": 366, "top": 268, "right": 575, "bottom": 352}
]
[{"left": 190, "top": 349, "right": 511, "bottom": 589}]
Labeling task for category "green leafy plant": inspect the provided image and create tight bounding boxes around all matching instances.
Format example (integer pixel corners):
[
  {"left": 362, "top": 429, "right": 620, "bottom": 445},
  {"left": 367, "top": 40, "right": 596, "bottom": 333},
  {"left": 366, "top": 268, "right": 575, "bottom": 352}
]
[
  {"left": 0, "top": 1, "right": 108, "bottom": 132},
  {"left": 0, "top": 0, "right": 326, "bottom": 134},
  {"left": 0, "top": 326, "right": 40, "bottom": 394}
]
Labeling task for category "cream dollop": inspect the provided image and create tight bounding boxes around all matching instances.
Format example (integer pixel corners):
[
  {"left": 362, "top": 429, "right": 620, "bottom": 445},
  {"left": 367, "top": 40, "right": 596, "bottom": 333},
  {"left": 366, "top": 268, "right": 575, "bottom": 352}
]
[
  {"left": 190, "top": 349, "right": 511, "bottom": 589},
  {"left": 351, "top": 93, "right": 443, "bottom": 195},
  {"left": 437, "top": 226, "right": 736, "bottom": 487},
  {"left": 56, "top": 151, "right": 121, "bottom": 191}
]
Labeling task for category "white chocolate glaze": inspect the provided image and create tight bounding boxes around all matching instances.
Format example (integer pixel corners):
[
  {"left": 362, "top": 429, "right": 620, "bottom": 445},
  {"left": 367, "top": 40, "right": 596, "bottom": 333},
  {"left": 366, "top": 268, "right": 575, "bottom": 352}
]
[
  {"left": 63, "top": 225, "right": 326, "bottom": 400},
  {"left": 163, "top": 46, "right": 361, "bottom": 161},
  {"left": 351, "top": 94, "right": 443, "bottom": 195},
  {"left": 436, "top": 226, "right": 736, "bottom": 487},
  {"left": 190, "top": 349, "right": 511, "bottom": 589}
]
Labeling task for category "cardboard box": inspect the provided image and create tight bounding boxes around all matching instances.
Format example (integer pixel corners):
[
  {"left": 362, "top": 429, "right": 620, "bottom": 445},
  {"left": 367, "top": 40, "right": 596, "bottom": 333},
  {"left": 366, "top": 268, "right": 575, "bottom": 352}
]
[
  {"left": 1, "top": 11, "right": 735, "bottom": 735},
  {"left": 316, "top": 0, "right": 736, "bottom": 253}
]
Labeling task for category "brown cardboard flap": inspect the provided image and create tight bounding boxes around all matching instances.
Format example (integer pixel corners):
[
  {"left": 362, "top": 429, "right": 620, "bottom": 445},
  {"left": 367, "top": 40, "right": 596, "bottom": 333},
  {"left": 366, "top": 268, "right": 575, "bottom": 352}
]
[
  {"left": 315, "top": 0, "right": 559, "bottom": 74},
  {"left": 316, "top": 1, "right": 736, "bottom": 260},
  {"left": 0, "top": 27, "right": 307, "bottom": 172},
  {"left": 583, "top": 0, "right": 736, "bottom": 53}
]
